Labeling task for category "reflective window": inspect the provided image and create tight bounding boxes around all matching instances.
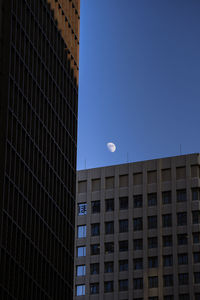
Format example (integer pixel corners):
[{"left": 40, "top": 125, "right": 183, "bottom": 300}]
[
  {"left": 91, "top": 200, "right": 100, "bottom": 213},
  {"left": 77, "top": 246, "right": 86, "bottom": 257},
  {"left": 90, "top": 263, "right": 99, "bottom": 275},
  {"left": 105, "top": 261, "right": 114, "bottom": 273},
  {"left": 76, "top": 285, "right": 85, "bottom": 296},
  {"left": 90, "top": 283, "right": 99, "bottom": 294},
  {"left": 76, "top": 265, "right": 86, "bottom": 276},
  {"left": 78, "top": 203, "right": 87, "bottom": 215},
  {"left": 91, "top": 223, "right": 100, "bottom": 236},
  {"left": 77, "top": 225, "right": 86, "bottom": 238}
]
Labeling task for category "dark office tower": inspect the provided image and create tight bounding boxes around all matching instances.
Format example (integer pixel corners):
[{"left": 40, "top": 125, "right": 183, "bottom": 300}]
[{"left": 0, "top": 0, "right": 80, "bottom": 299}]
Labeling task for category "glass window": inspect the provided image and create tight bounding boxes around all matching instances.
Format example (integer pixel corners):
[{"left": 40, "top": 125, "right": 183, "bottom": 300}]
[
  {"left": 162, "top": 191, "right": 171, "bottom": 204},
  {"left": 162, "top": 214, "right": 172, "bottom": 227},
  {"left": 178, "top": 253, "right": 188, "bottom": 265},
  {"left": 177, "top": 234, "right": 188, "bottom": 245},
  {"left": 133, "top": 217, "right": 143, "bottom": 231},
  {"left": 77, "top": 225, "right": 86, "bottom": 238},
  {"left": 78, "top": 203, "right": 87, "bottom": 215},
  {"left": 91, "top": 244, "right": 100, "bottom": 255},
  {"left": 177, "top": 189, "right": 187, "bottom": 202},
  {"left": 119, "top": 259, "right": 128, "bottom": 271},
  {"left": 133, "top": 278, "right": 143, "bottom": 289},
  {"left": 163, "top": 274, "right": 173, "bottom": 287},
  {"left": 105, "top": 198, "right": 114, "bottom": 211},
  {"left": 90, "top": 263, "right": 99, "bottom": 275},
  {"left": 76, "top": 265, "right": 86, "bottom": 276},
  {"left": 178, "top": 273, "right": 188, "bottom": 285},
  {"left": 193, "top": 211, "right": 200, "bottom": 224},
  {"left": 194, "top": 252, "right": 200, "bottom": 263},
  {"left": 90, "top": 283, "right": 99, "bottom": 294},
  {"left": 193, "top": 232, "right": 200, "bottom": 244},
  {"left": 104, "top": 281, "right": 113, "bottom": 293},
  {"left": 76, "top": 284, "right": 85, "bottom": 296},
  {"left": 77, "top": 246, "right": 86, "bottom": 257},
  {"left": 119, "top": 240, "right": 128, "bottom": 252},
  {"left": 105, "top": 221, "right": 114, "bottom": 234},
  {"left": 164, "top": 296, "right": 174, "bottom": 300},
  {"left": 163, "top": 255, "right": 173, "bottom": 267},
  {"left": 105, "top": 242, "right": 114, "bottom": 254},
  {"left": 195, "top": 294, "right": 200, "bottom": 300},
  {"left": 119, "top": 279, "right": 128, "bottom": 291},
  {"left": 91, "top": 223, "right": 100, "bottom": 236},
  {"left": 119, "top": 197, "right": 128, "bottom": 209},
  {"left": 194, "top": 272, "right": 200, "bottom": 283},
  {"left": 119, "top": 219, "right": 128, "bottom": 232},
  {"left": 179, "top": 295, "right": 189, "bottom": 300},
  {"left": 148, "top": 193, "right": 157, "bottom": 206},
  {"left": 192, "top": 188, "right": 199, "bottom": 201},
  {"left": 163, "top": 235, "right": 172, "bottom": 247},
  {"left": 91, "top": 200, "right": 100, "bottom": 213},
  {"left": 134, "top": 194, "right": 143, "bottom": 208},
  {"left": 148, "top": 237, "right": 157, "bottom": 249},
  {"left": 148, "top": 256, "right": 158, "bottom": 268},
  {"left": 177, "top": 212, "right": 187, "bottom": 226},
  {"left": 133, "top": 239, "right": 143, "bottom": 250},
  {"left": 148, "top": 215, "right": 157, "bottom": 229},
  {"left": 134, "top": 258, "right": 143, "bottom": 270},
  {"left": 104, "top": 261, "right": 114, "bottom": 273},
  {"left": 148, "top": 276, "right": 158, "bottom": 288}
]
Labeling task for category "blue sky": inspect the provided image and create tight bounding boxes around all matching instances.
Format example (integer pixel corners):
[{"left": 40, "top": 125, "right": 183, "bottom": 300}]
[{"left": 77, "top": 0, "right": 200, "bottom": 170}]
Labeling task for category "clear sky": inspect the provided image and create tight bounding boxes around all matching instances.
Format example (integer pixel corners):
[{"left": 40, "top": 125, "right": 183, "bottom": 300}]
[{"left": 77, "top": 0, "right": 200, "bottom": 170}]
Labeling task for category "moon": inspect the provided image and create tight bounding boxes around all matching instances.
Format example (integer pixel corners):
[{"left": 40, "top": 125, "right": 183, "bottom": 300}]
[{"left": 107, "top": 142, "right": 116, "bottom": 153}]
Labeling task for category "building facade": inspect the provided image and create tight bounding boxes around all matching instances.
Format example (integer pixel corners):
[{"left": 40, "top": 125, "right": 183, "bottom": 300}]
[
  {"left": 0, "top": 0, "right": 80, "bottom": 299},
  {"left": 75, "top": 154, "right": 200, "bottom": 300}
]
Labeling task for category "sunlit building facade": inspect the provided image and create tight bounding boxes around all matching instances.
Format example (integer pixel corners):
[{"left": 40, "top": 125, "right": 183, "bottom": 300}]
[
  {"left": 75, "top": 154, "right": 200, "bottom": 300},
  {"left": 0, "top": 0, "right": 80, "bottom": 299}
]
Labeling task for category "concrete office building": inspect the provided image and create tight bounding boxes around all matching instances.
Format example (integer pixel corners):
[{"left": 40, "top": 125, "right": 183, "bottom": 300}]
[
  {"left": 0, "top": 1, "right": 80, "bottom": 299},
  {"left": 74, "top": 153, "right": 200, "bottom": 300}
]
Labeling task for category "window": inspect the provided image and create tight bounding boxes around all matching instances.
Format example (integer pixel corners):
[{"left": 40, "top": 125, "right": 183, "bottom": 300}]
[
  {"left": 77, "top": 246, "right": 86, "bottom": 257},
  {"left": 105, "top": 242, "right": 114, "bottom": 254},
  {"left": 133, "top": 217, "right": 143, "bottom": 231},
  {"left": 163, "top": 255, "right": 173, "bottom": 267},
  {"left": 78, "top": 203, "right": 87, "bottom": 215},
  {"left": 164, "top": 297, "right": 173, "bottom": 300},
  {"left": 176, "top": 167, "right": 186, "bottom": 179},
  {"left": 92, "top": 178, "right": 100, "bottom": 191},
  {"left": 148, "top": 170, "right": 157, "bottom": 184},
  {"left": 178, "top": 273, "right": 188, "bottom": 285},
  {"left": 177, "top": 189, "right": 187, "bottom": 202},
  {"left": 119, "top": 259, "right": 128, "bottom": 271},
  {"left": 105, "top": 198, "right": 114, "bottom": 211},
  {"left": 134, "top": 258, "right": 143, "bottom": 270},
  {"left": 76, "top": 265, "right": 86, "bottom": 276},
  {"left": 177, "top": 212, "right": 187, "bottom": 226},
  {"left": 192, "top": 188, "right": 200, "bottom": 201},
  {"left": 162, "top": 191, "right": 172, "bottom": 204},
  {"left": 193, "top": 232, "right": 200, "bottom": 244},
  {"left": 148, "top": 237, "right": 157, "bottom": 249},
  {"left": 162, "top": 214, "right": 172, "bottom": 227},
  {"left": 91, "top": 200, "right": 100, "bottom": 213},
  {"left": 133, "top": 172, "right": 143, "bottom": 185},
  {"left": 193, "top": 211, "right": 200, "bottom": 224},
  {"left": 104, "top": 261, "right": 114, "bottom": 273},
  {"left": 133, "top": 278, "right": 143, "bottom": 289},
  {"left": 134, "top": 239, "right": 143, "bottom": 250},
  {"left": 119, "top": 174, "right": 128, "bottom": 187},
  {"left": 105, "top": 221, "right": 114, "bottom": 234},
  {"left": 77, "top": 225, "right": 86, "bottom": 238},
  {"left": 162, "top": 168, "right": 171, "bottom": 181},
  {"left": 104, "top": 281, "right": 113, "bottom": 293},
  {"left": 106, "top": 176, "right": 114, "bottom": 189},
  {"left": 119, "top": 240, "right": 128, "bottom": 252},
  {"left": 148, "top": 256, "right": 158, "bottom": 268},
  {"left": 194, "top": 272, "right": 200, "bottom": 283},
  {"left": 119, "top": 279, "right": 128, "bottom": 291},
  {"left": 148, "top": 193, "right": 157, "bottom": 206},
  {"left": 91, "top": 223, "right": 100, "bottom": 236},
  {"left": 148, "top": 276, "right": 158, "bottom": 288},
  {"left": 90, "top": 263, "right": 99, "bottom": 275},
  {"left": 134, "top": 194, "right": 143, "bottom": 208},
  {"left": 78, "top": 181, "right": 87, "bottom": 193},
  {"left": 90, "top": 283, "right": 99, "bottom": 294},
  {"left": 163, "top": 274, "right": 173, "bottom": 287},
  {"left": 179, "top": 295, "right": 189, "bottom": 300},
  {"left": 177, "top": 234, "right": 187, "bottom": 245},
  {"left": 119, "top": 197, "right": 128, "bottom": 209},
  {"left": 91, "top": 244, "right": 100, "bottom": 255},
  {"left": 119, "top": 219, "right": 128, "bottom": 232},
  {"left": 76, "top": 284, "right": 85, "bottom": 296},
  {"left": 195, "top": 294, "right": 200, "bottom": 300},
  {"left": 178, "top": 253, "right": 188, "bottom": 265},
  {"left": 163, "top": 235, "right": 172, "bottom": 247},
  {"left": 194, "top": 252, "right": 200, "bottom": 263},
  {"left": 148, "top": 216, "right": 157, "bottom": 229}
]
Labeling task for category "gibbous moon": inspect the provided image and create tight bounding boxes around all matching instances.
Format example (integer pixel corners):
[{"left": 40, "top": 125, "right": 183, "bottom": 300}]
[{"left": 107, "top": 142, "right": 116, "bottom": 153}]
